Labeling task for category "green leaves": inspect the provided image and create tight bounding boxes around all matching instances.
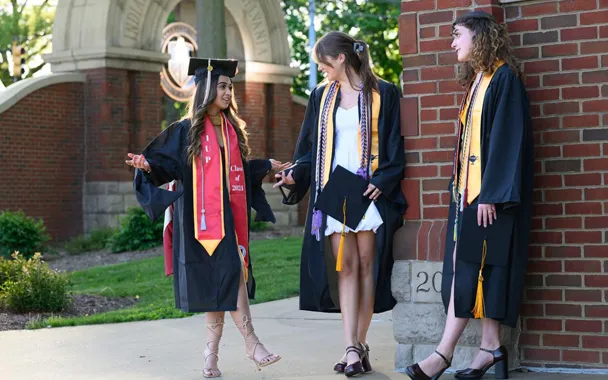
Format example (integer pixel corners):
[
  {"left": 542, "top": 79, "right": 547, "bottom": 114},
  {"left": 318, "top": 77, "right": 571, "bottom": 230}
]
[
  {"left": 108, "top": 208, "right": 164, "bottom": 253},
  {"left": 0, "top": 211, "right": 50, "bottom": 259}
]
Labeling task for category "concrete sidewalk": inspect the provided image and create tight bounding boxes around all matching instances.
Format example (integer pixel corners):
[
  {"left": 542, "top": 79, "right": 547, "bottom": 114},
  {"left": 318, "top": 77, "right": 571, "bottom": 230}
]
[{"left": 0, "top": 298, "right": 604, "bottom": 380}]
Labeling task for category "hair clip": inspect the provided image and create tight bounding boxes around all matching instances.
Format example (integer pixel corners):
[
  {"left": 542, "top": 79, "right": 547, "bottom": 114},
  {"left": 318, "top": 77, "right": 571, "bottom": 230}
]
[{"left": 353, "top": 42, "right": 364, "bottom": 53}]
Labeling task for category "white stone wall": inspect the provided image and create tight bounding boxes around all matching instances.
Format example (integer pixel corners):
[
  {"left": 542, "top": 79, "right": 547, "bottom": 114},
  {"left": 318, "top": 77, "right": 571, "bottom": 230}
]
[{"left": 391, "top": 260, "right": 520, "bottom": 373}]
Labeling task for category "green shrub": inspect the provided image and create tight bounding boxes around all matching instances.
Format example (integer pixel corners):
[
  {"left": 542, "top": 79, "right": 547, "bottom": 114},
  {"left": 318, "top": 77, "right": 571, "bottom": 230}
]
[
  {"left": 0, "top": 252, "right": 71, "bottom": 313},
  {"left": 0, "top": 211, "right": 50, "bottom": 259},
  {"left": 109, "top": 208, "right": 163, "bottom": 253},
  {"left": 250, "top": 221, "right": 269, "bottom": 232},
  {"left": 64, "top": 228, "right": 116, "bottom": 255},
  {"left": 0, "top": 254, "right": 24, "bottom": 287}
]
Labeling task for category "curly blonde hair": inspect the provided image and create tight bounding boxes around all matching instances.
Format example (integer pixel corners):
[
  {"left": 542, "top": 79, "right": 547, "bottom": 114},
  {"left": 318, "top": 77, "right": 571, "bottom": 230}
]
[
  {"left": 453, "top": 12, "right": 523, "bottom": 87},
  {"left": 184, "top": 76, "right": 249, "bottom": 165}
]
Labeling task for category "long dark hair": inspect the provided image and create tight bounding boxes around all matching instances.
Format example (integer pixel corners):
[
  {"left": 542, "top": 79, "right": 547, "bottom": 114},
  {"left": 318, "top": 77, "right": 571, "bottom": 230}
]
[
  {"left": 312, "top": 31, "right": 379, "bottom": 97},
  {"left": 184, "top": 75, "right": 249, "bottom": 164},
  {"left": 453, "top": 12, "right": 523, "bottom": 87}
]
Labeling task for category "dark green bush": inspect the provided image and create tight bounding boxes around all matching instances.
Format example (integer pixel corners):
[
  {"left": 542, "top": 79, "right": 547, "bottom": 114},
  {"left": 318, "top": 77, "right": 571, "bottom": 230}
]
[
  {"left": 0, "top": 211, "right": 50, "bottom": 259},
  {"left": 108, "top": 208, "right": 163, "bottom": 253},
  {"left": 0, "top": 252, "right": 71, "bottom": 313},
  {"left": 64, "top": 228, "right": 116, "bottom": 255}
]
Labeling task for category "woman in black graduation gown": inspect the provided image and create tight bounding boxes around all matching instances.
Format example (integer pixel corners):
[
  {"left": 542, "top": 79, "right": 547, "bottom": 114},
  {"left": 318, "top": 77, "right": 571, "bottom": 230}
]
[
  {"left": 275, "top": 32, "right": 406, "bottom": 377},
  {"left": 126, "top": 58, "right": 287, "bottom": 378},
  {"left": 405, "top": 11, "right": 534, "bottom": 380}
]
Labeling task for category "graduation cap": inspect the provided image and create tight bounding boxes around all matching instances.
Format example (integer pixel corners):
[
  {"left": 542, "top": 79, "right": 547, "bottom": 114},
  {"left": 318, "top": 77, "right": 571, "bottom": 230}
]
[
  {"left": 314, "top": 165, "right": 372, "bottom": 271},
  {"left": 187, "top": 58, "right": 239, "bottom": 105},
  {"left": 456, "top": 207, "right": 515, "bottom": 318}
]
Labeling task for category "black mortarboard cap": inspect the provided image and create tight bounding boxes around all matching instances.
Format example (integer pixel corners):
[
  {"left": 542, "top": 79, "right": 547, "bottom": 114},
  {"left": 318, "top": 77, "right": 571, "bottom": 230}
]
[
  {"left": 314, "top": 165, "right": 372, "bottom": 230},
  {"left": 456, "top": 207, "right": 515, "bottom": 268},
  {"left": 187, "top": 58, "right": 239, "bottom": 85}
]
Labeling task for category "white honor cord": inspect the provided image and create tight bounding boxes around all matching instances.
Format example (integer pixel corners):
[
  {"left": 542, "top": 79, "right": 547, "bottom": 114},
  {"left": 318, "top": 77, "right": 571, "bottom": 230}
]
[{"left": 202, "top": 58, "right": 212, "bottom": 106}]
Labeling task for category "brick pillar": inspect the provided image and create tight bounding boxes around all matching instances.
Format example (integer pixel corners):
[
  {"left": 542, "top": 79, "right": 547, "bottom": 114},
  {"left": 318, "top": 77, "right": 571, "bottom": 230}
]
[
  {"left": 83, "top": 68, "right": 162, "bottom": 233},
  {"left": 395, "top": 0, "right": 608, "bottom": 372},
  {"left": 393, "top": 0, "right": 519, "bottom": 372}
]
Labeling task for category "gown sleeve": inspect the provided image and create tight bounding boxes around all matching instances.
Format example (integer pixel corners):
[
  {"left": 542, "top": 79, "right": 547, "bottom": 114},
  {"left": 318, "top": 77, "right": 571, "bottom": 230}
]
[
  {"left": 247, "top": 159, "right": 276, "bottom": 223},
  {"left": 369, "top": 84, "right": 405, "bottom": 198},
  {"left": 280, "top": 88, "right": 318, "bottom": 205},
  {"left": 134, "top": 122, "right": 185, "bottom": 221},
  {"left": 478, "top": 70, "right": 530, "bottom": 208}
]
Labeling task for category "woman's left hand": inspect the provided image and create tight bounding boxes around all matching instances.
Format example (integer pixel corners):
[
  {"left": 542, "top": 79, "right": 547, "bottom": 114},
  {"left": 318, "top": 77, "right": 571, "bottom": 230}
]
[
  {"left": 269, "top": 159, "right": 292, "bottom": 174},
  {"left": 477, "top": 203, "right": 497, "bottom": 228},
  {"left": 364, "top": 183, "right": 382, "bottom": 201}
]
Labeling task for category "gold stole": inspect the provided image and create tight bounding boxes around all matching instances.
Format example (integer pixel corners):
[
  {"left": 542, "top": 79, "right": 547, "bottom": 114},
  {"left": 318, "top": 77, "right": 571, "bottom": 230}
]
[{"left": 458, "top": 61, "right": 505, "bottom": 204}]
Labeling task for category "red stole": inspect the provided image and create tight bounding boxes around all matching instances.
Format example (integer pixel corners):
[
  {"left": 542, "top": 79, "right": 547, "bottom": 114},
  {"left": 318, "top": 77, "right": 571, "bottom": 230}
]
[{"left": 193, "top": 114, "right": 250, "bottom": 279}]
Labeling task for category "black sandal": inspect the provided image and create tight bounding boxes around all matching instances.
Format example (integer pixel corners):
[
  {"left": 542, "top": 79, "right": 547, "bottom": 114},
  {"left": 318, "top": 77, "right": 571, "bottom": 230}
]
[
  {"left": 405, "top": 350, "right": 452, "bottom": 380},
  {"left": 343, "top": 345, "right": 365, "bottom": 377}
]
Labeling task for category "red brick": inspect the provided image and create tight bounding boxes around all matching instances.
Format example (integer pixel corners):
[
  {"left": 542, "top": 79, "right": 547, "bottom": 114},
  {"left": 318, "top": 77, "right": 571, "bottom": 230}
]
[
  {"left": 527, "top": 260, "right": 563, "bottom": 273},
  {"left": 564, "top": 174, "right": 602, "bottom": 187},
  {"left": 562, "top": 86, "right": 600, "bottom": 99},
  {"left": 519, "top": 333, "right": 541, "bottom": 346},
  {"left": 438, "top": 81, "right": 462, "bottom": 93},
  {"left": 515, "top": 47, "right": 540, "bottom": 60},
  {"left": 584, "top": 158, "right": 608, "bottom": 171},
  {"left": 438, "top": 51, "right": 459, "bottom": 65},
  {"left": 565, "top": 231, "right": 603, "bottom": 244},
  {"left": 563, "top": 145, "right": 601, "bottom": 159},
  {"left": 535, "top": 146, "right": 561, "bottom": 159},
  {"left": 585, "top": 274, "right": 608, "bottom": 287},
  {"left": 521, "top": 303, "right": 544, "bottom": 317},
  {"left": 535, "top": 175, "right": 562, "bottom": 188},
  {"left": 563, "top": 114, "right": 600, "bottom": 128},
  {"left": 586, "top": 305, "right": 608, "bottom": 318},
  {"left": 439, "top": 107, "right": 459, "bottom": 121},
  {"left": 546, "top": 274, "right": 582, "bottom": 287},
  {"left": 561, "top": 27, "right": 599, "bottom": 41},
  {"left": 545, "top": 189, "right": 582, "bottom": 202},
  {"left": 565, "top": 260, "right": 603, "bottom": 273},
  {"left": 404, "top": 138, "right": 438, "bottom": 151},
  {"left": 526, "top": 319, "right": 563, "bottom": 332},
  {"left": 543, "top": 102, "right": 581, "bottom": 116},
  {"left": 399, "top": 13, "right": 418, "bottom": 55},
  {"left": 524, "top": 60, "right": 560, "bottom": 74},
  {"left": 403, "top": 54, "right": 438, "bottom": 68},
  {"left": 534, "top": 203, "right": 564, "bottom": 216},
  {"left": 423, "top": 206, "right": 448, "bottom": 219},
  {"left": 523, "top": 30, "right": 559, "bottom": 45},
  {"left": 523, "top": 348, "right": 561, "bottom": 362},
  {"left": 542, "top": 130, "right": 580, "bottom": 144},
  {"left": 401, "top": 0, "right": 436, "bottom": 12},
  {"left": 401, "top": 97, "right": 419, "bottom": 137},
  {"left": 419, "top": 11, "right": 454, "bottom": 25},
  {"left": 528, "top": 88, "right": 560, "bottom": 102},
  {"left": 562, "top": 56, "right": 600, "bottom": 71},
  {"left": 586, "top": 188, "right": 608, "bottom": 201},
  {"left": 602, "top": 25, "right": 608, "bottom": 38},
  {"left": 533, "top": 117, "right": 560, "bottom": 130},
  {"left": 582, "top": 336, "right": 608, "bottom": 349},
  {"left": 420, "top": 38, "right": 452, "bottom": 53},
  {"left": 422, "top": 150, "right": 453, "bottom": 163},
  {"left": 580, "top": 10, "right": 608, "bottom": 25},
  {"left": 402, "top": 180, "right": 421, "bottom": 220},
  {"left": 421, "top": 66, "right": 455, "bottom": 81},
  {"left": 421, "top": 109, "right": 437, "bottom": 122},
  {"left": 531, "top": 231, "right": 563, "bottom": 244},
  {"left": 562, "top": 350, "right": 601, "bottom": 363},
  {"left": 545, "top": 217, "right": 583, "bottom": 229},
  {"left": 422, "top": 193, "right": 440, "bottom": 205},
  {"left": 522, "top": 2, "right": 558, "bottom": 17},
  {"left": 560, "top": 0, "right": 598, "bottom": 12},
  {"left": 420, "top": 94, "right": 455, "bottom": 107},
  {"left": 508, "top": 19, "right": 539, "bottom": 33},
  {"left": 436, "top": 0, "right": 471, "bottom": 9},
  {"left": 566, "top": 202, "right": 603, "bottom": 215},
  {"left": 420, "top": 26, "right": 436, "bottom": 39},
  {"left": 565, "top": 289, "right": 603, "bottom": 302},
  {"left": 422, "top": 178, "right": 449, "bottom": 191},
  {"left": 403, "top": 82, "right": 437, "bottom": 95},
  {"left": 439, "top": 135, "right": 457, "bottom": 149},
  {"left": 438, "top": 24, "right": 453, "bottom": 38},
  {"left": 543, "top": 333, "right": 580, "bottom": 347},
  {"left": 581, "top": 41, "right": 608, "bottom": 54},
  {"left": 525, "top": 75, "right": 541, "bottom": 88},
  {"left": 421, "top": 122, "right": 456, "bottom": 135},
  {"left": 542, "top": 43, "right": 579, "bottom": 57},
  {"left": 543, "top": 73, "right": 580, "bottom": 86},
  {"left": 585, "top": 216, "right": 608, "bottom": 229},
  {"left": 582, "top": 70, "right": 608, "bottom": 84},
  {"left": 407, "top": 165, "right": 440, "bottom": 179}
]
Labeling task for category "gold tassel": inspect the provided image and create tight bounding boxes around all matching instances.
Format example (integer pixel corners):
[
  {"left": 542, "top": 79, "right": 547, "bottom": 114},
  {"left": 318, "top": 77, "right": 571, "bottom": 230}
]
[
  {"left": 472, "top": 239, "right": 487, "bottom": 319},
  {"left": 336, "top": 198, "right": 347, "bottom": 272}
]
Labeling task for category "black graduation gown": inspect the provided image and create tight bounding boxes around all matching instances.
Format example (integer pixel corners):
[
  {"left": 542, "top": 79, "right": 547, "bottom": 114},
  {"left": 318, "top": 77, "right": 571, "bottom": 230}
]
[
  {"left": 282, "top": 80, "right": 407, "bottom": 313},
  {"left": 441, "top": 65, "right": 534, "bottom": 328},
  {"left": 133, "top": 119, "right": 276, "bottom": 313}
]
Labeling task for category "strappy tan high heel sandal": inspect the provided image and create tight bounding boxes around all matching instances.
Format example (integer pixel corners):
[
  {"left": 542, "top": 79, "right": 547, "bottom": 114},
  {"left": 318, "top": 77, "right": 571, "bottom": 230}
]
[
  {"left": 203, "top": 317, "right": 224, "bottom": 378},
  {"left": 239, "top": 316, "right": 281, "bottom": 371}
]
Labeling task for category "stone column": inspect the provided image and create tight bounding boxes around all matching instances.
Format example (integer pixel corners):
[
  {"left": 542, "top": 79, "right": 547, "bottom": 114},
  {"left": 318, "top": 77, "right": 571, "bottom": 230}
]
[
  {"left": 393, "top": 0, "right": 519, "bottom": 373},
  {"left": 196, "top": 0, "right": 227, "bottom": 58}
]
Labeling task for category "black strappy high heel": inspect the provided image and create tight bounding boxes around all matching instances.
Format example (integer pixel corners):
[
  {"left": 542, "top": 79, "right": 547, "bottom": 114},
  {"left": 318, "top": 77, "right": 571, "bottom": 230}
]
[
  {"left": 343, "top": 345, "right": 365, "bottom": 377},
  {"left": 454, "top": 346, "right": 508, "bottom": 379},
  {"left": 405, "top": 350, "right": 452, "bottom": 380}
]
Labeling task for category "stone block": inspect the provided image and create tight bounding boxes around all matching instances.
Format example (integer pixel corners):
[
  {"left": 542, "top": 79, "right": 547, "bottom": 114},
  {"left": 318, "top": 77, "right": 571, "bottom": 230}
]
[
  {"left": 391, "top": 261, "right": 411, "bottom": 303},
  {"left": 105, "top": 181, "right": 119, "bottom": 195},
  {"left": 272, "top": 211, "right": 292, "bottom": 226},
  {"left": 393, "top": 302, "right": 446, "bottom": 344},
  {"left": 118, "top": 181, "right": 133, "bottom": 194},
  {"left": 83, "top": 196, "right": 98, "bottom": 213},
  {"left": 123, "top": 193, "right": 140, "bottom": 211},
  {"left": 395, "top": 343, "right": 413, "bottom": 371},
  {"left": 96, "top": 195, "right": 125, "bottom": 214},
  {"left": 85, "top": 182, "right": 106, "bottom": 195},
  {"left": 411, "top": 261, "right": 443, "bottom": 303}
]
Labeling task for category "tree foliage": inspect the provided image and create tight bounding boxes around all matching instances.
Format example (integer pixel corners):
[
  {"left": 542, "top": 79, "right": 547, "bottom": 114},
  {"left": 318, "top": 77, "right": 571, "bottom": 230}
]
[
  {"left": 281, "top": 0, "right": 401, "bottom": 97},
  {"left": 0, "top": 0, "right": 54, "bottom": 84}
]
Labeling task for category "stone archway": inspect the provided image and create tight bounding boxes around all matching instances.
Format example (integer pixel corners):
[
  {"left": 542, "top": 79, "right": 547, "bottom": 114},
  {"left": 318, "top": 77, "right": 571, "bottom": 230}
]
[{"left": 47, "top": 0, "right": 294, "bottom": 78}]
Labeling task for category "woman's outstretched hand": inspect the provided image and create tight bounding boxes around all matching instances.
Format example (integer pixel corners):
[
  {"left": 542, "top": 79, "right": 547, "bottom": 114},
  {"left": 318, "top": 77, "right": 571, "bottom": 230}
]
[
  {"left": 126, "top": 153, "right": 151, "bottom": 172},
  {"left": 274, "top": 169, "right": 295, "bottom": 188},
  {"left": 269, "top": 159, "right": 292, "bottom": 174}
]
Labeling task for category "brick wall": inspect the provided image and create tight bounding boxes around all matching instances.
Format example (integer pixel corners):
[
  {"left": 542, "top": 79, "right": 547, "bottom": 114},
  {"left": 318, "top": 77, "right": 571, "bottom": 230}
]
[
  {"left": 0, "top": 83, "right": 85, "bottom": 241},
  {"left": 399, "top": 0, "right": 607, "bottom": 370}
]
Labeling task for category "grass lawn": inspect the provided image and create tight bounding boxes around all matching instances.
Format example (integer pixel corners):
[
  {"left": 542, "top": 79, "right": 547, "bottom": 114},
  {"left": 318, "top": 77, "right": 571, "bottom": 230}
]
[{"left": 31, "top": 237, "right": 302, "bottom": 329}]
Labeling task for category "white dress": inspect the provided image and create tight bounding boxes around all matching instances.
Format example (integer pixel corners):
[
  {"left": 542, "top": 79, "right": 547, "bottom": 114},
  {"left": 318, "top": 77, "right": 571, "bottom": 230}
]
[{"left": 324, "top": 105, "right": 384, "bottom": 236}]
